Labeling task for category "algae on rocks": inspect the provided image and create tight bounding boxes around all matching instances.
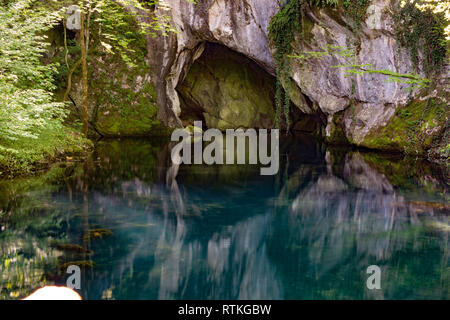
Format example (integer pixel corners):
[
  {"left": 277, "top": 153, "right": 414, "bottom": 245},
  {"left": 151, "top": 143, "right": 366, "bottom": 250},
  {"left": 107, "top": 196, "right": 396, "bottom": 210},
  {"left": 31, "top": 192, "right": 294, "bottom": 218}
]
[
  {"left": 177, "top": 44, "right": 276, "bottom": 130},
  {"left": 56, "top": 13, "right": 163, "bottom": 137}
]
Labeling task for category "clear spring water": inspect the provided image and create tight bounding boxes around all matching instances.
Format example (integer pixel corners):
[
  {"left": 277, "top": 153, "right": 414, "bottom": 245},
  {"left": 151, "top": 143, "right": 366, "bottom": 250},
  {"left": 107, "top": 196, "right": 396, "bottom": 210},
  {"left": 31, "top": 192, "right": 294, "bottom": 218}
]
[{"left": 0, "top": 136, "right": 448, "bottom": 299}]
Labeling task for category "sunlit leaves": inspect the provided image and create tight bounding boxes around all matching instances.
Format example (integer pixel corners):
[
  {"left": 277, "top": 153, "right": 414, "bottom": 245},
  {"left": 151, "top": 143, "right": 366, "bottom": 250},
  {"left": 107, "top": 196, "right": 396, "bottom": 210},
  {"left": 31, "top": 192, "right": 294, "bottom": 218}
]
[
  {"left": 88, "top": 0, "right": 177, "bottom": 68},
  {"left": 401, "top": 0, "right": 450, "bottom": 39},
  {"left": 0, "top": 0, "right": 67, "bottom": 144}
]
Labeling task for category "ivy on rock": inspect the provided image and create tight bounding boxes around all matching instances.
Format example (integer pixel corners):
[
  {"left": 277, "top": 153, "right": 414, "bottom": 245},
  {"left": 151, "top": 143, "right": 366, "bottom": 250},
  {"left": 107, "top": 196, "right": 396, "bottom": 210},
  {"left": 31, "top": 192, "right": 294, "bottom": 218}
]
[
  {"left": 268, "top": 0, "right": 338, "bottom": 130},
  {"left": 393, "top": 0, "right": 447, "bottom": 77}
]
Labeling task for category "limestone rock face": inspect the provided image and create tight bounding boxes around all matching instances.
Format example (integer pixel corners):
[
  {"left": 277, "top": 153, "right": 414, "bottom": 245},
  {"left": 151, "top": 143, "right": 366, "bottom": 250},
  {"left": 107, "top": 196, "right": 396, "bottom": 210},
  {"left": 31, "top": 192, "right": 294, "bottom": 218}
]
[
  {"left": 70, "top": 62, "right": 160, "bottom": 137},
  {"left": 149, "top": 0, "right": 447, "bottom": 153},
  {"left": 148, "top": 0, "right": 279, "bottom": 128},
  {"left": 65, "top": 20, "right": 161, "bottom": 137},
  {"left": 288, "top": 0, "right": 415, "bottom": 144},
  {"left": 177, "top": 44, "right": 275, "bottom": 130}
]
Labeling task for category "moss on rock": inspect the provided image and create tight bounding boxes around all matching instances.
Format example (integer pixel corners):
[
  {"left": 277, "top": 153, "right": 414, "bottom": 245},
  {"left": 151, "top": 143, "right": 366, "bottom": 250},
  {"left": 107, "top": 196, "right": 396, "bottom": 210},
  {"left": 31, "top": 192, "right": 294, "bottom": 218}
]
[
  {"left": 359, "top": 152, "right": 449, "bottom": 195},
  {"left": 177, "top": 43, "right": 276, "bottom": 130},
  {"left": 360, "top": 98, "right": 448, "bottom": 156},
  {"left": 87, "top": 35, "right": 162, "bottom": 137},
  {"left": 55, "top": 11, "right": 165, "bottom": 137},
  {"left": 325, "top": 111, "right": 349, "bottom": 145}
]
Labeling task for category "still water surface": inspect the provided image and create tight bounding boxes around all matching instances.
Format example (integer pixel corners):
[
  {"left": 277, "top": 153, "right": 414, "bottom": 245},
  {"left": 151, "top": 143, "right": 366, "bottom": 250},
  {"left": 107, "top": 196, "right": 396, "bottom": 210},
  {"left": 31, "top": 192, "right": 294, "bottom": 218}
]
[{"left": 0, "top": 136, "right": 448, "bottom": 299}]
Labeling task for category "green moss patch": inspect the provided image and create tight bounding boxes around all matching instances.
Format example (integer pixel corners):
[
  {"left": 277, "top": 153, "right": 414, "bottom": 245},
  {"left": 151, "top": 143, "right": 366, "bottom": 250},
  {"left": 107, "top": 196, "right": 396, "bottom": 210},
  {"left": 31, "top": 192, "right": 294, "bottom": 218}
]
[
  {"left": 177, "top": 43, "right": 276, "bottom": 130},
  {"left": 326, "top": 110, "right": 349, "bottom": 145},
  {"left": 0, "top": 127, "right": 92, "bottom": 177},
  {"left": 361, "top": 98, "right": 448, "bottom": 155},
  {"left": 51, "top": 7, "right": 163, "bottom": 137}
]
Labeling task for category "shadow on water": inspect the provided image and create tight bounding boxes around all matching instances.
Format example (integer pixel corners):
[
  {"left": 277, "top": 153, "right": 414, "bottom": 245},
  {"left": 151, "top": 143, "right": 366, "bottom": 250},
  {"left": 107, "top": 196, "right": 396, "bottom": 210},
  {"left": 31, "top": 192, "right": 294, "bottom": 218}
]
[{"left": 0, "top": 135, "right": 448, "bottom": 299}]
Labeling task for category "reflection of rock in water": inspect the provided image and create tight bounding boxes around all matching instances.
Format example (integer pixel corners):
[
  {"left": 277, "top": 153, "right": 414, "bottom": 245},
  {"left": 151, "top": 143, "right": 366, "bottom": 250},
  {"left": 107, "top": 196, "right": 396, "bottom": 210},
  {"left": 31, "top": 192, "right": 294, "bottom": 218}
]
[
  {"left": 153, "top": 143, "right": 279, "bottom": 299},
  {"left": 83, "top": 142, "right": 448, "bottom": 299},
  {"left": 286, "top": 152, "right": 406, "bottom": 260},
  {"left": 149, "top": 161, "right": 281, "bottom": 299},
  {"left": 269, "top": 152, "right": 448, "bottom": 299},
  {"left": 156, "top": 213, "right": 282, "bottom": 299},
  {"left": 84, "top": 144, "right": 282, "bottom": 299},
  {"left": 4, "top": 138, "right": 447, "bottom": 299}
]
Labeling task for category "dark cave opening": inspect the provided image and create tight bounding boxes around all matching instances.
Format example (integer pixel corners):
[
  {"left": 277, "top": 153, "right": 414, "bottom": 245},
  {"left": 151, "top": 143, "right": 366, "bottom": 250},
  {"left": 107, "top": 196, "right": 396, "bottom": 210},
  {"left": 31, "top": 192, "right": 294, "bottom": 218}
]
[{"left": 176, "top": 42, "right": 324, "bottom": 136}]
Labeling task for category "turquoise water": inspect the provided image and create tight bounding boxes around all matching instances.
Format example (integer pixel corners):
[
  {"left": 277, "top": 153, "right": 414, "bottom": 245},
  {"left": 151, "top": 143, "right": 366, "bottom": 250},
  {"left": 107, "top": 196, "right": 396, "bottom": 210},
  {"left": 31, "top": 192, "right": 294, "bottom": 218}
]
[{"left": 0, "top": 136, "right": 449, "bottom": 299}]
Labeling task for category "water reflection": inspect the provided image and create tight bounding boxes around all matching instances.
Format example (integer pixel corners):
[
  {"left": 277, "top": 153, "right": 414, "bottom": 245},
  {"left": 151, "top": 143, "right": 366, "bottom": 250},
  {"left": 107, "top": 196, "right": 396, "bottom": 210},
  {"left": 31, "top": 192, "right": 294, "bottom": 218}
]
[{"left": 0, "top": 136, "right": 448, "bottom": 299}]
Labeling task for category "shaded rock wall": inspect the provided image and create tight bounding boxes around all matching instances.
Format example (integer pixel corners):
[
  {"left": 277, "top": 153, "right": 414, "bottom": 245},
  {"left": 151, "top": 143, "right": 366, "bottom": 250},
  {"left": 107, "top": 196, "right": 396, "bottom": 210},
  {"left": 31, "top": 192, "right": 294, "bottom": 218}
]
[
  {"left": 59, "top": 0, "right": 448, "bottom": 156},
  {"left": 147, "top": 0, "right": 280, "bottom": 128},
  {"left": 59, "top": 15, "right": 162, "bottom": 137},
  {"left": 177, "top": 43, "right": 276, "bottom": 130},
  {"left": 148, "top": 0, "right": 448, "bottom": 157}
]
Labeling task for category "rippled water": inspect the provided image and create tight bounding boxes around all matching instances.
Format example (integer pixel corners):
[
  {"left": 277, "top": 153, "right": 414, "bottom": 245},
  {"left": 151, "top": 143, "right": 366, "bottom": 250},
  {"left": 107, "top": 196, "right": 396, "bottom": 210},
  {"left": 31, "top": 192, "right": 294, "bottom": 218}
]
[{"left": 0, "top": 136, "right": 449, "bottom": 300}]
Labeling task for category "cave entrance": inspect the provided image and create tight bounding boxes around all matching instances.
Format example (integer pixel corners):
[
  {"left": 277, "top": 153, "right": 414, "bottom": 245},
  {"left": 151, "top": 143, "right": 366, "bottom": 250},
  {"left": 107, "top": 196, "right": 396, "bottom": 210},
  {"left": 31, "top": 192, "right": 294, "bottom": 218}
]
[{"left": 176, "top": 42, "right": 323, "bottom": 135}]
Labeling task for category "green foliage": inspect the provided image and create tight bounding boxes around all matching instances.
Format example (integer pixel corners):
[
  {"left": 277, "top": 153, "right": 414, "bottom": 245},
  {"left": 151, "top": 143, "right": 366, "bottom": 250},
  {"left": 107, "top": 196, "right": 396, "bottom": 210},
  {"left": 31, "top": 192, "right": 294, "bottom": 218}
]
[
  {"left": 362, "top": 98, "right": 448, "bottom": 155},
  {"left": 392, "top": 1, "right": 447, "bottom": 76},
  {"left": 87, "top": 0, "right": 177, "bottom": 68},
  {"left": 0, "top": 0, "right": 180, "bottom": 174},
  {"left": 0, "top": 1, "right": 63, "bottom": 140},
  {"left": 0, "top": 0, "right": 89, "bottom": 174},
  {"left": 290, "top": 45, "right": 431, "bottom": 90},
  {"left": 342, "top": 0, "right": 371, "bottom": 39},
  {"left": 269, "top": 0, "right": 302, "bottom": 130},
  {"left": 268, "top": 0, "right": 337, "bottom": 130},
  {"left": 309, "top": 0, "right": 338, "bottom": 7},
  {"left": 333, "top": 64, "right": 431, "bottom": 90}
]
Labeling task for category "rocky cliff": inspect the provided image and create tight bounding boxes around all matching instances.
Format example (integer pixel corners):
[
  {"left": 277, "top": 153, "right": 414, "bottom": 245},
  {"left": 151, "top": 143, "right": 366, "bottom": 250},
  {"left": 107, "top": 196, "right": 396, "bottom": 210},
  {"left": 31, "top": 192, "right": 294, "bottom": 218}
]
[
  {"left": 63, "top": 0, "right": 448, "bottom": 160},
  {"left": 147, "top": 0, "right": 448, "bottom": 160}
]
